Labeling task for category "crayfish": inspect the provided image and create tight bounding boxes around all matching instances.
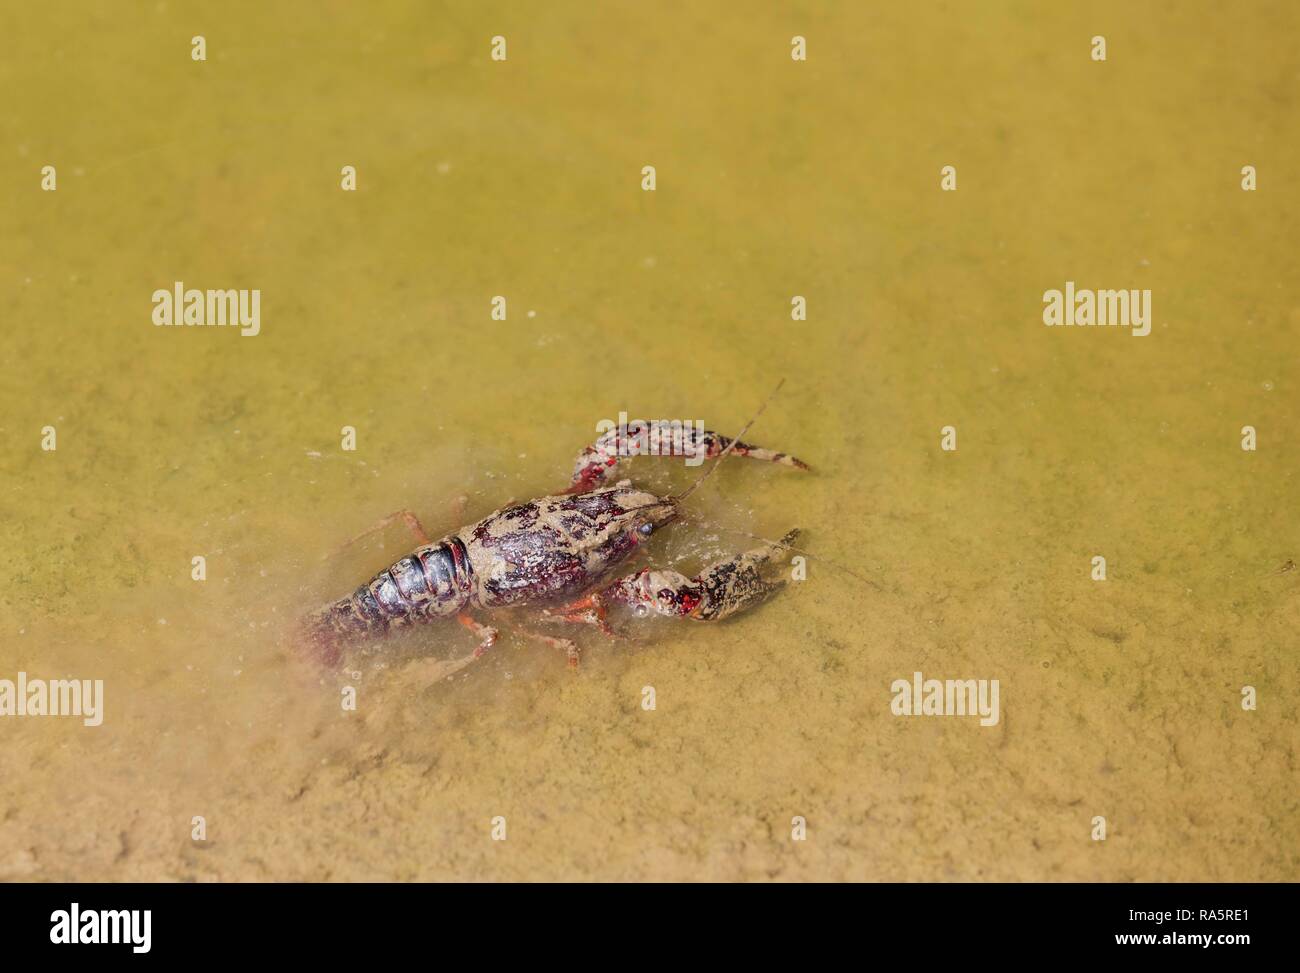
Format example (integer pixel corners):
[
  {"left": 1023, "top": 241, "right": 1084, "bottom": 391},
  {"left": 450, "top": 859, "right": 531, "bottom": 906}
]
[{"left": 302, "top": 387, "right": 808, "bottom": 674}]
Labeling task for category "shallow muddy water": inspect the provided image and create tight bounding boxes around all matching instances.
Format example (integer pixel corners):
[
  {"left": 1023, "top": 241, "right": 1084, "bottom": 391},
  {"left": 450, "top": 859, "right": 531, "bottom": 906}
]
[{"left": 1, "top": 1, "right": 1296, "bottom": 881}]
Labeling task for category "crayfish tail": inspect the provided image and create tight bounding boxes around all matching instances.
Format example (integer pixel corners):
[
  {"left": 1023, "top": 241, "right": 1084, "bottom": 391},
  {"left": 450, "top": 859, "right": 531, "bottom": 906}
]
[{"left": 296, "top": 596, "right": 375, "bottom": 669}]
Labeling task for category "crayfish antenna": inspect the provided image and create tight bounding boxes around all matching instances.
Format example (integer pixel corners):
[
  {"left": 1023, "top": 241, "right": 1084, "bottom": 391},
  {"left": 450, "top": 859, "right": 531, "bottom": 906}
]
[
  {"left": 674, "top": 516, "right": 881, "bottom": 591},
  {"left": 675, "top": 377, "right": 789, "bottom": 504}
]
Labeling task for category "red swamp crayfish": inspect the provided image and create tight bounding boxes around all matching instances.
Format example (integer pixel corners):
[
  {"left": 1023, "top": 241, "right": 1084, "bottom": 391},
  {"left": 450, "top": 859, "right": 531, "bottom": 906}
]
[{"left": 301, "top": 385, "right": 809, "bottom": 673}]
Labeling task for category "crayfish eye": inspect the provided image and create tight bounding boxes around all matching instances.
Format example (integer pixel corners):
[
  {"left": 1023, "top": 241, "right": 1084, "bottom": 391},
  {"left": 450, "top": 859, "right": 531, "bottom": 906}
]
[{"left": 638, "top": 523, "right": 654, "bottom": 535}]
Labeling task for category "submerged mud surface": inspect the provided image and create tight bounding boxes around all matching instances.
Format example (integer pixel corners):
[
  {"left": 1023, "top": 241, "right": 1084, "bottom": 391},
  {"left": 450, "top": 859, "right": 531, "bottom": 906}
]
[{"left": 1, "top": 1, "right": 1296, "bottom": 880}]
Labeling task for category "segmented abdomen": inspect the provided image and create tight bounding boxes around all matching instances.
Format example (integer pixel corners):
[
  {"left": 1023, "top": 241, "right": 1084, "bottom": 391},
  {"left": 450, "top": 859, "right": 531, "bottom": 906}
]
[{"left": 315, "top": 537, "right": 473, "bottom": 643}]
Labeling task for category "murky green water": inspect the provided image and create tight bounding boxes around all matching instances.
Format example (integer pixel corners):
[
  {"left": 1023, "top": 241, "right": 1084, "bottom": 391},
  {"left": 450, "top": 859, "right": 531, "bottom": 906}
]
[{"left": 1, "top": 1, "right": 1296, "bottom": 881}]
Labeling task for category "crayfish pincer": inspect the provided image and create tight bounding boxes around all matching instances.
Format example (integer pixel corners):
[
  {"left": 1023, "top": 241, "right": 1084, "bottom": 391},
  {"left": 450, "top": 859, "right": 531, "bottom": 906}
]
[{"left": 300, "top": 387, "right": 809, "bottom": 672}]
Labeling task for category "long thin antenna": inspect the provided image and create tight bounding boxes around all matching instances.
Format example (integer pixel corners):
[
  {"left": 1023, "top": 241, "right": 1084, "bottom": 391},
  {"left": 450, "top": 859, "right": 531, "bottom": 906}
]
[
  {"left": 676, "top": 377, "right": 786, "bottom": 503},
  {"left": 677, "top": 517, "right": 882, "bottom": 590}
]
